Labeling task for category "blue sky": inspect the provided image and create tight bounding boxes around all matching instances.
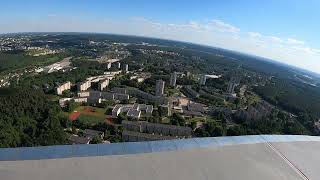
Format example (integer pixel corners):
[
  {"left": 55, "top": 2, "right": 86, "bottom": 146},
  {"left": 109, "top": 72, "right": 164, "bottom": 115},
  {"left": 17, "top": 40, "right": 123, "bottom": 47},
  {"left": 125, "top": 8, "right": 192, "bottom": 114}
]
[{"left": 1, "top": 0, "right": 320, "bottom": 72}]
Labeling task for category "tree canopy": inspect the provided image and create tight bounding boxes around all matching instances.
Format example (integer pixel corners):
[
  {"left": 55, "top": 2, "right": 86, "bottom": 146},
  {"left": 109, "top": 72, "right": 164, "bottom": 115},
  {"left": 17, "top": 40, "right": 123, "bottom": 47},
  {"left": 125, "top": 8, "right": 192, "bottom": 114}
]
[{"left": 0, "top": 88, "right": 67, "bottom": 147}]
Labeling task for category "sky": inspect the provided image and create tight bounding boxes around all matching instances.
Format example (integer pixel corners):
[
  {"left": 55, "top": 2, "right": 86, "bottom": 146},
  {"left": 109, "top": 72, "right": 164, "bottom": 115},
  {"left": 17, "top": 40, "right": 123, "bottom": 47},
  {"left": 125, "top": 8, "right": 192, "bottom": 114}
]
[{"left": 1, "top": 0, "right": 320, "bottom": 73}]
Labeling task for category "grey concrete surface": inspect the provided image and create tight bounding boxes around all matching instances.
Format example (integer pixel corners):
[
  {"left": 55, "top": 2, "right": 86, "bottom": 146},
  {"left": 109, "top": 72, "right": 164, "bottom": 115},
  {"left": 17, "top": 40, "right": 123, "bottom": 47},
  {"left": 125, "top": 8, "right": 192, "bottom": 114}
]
[
  {"left": 273, "top": 141, "right": 320, "bottom": 180},
  {"left": 0, "top": 143, "right": 306, "bottom": 180}
]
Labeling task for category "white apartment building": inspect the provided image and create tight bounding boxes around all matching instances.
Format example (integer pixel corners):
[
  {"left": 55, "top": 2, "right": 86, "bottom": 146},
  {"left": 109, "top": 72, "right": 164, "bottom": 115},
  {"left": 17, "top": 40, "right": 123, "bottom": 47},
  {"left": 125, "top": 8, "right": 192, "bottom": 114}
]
[
  {"left": 55, "top": 81, "right": 71, "bottom": 95},
  {"left": 77, "top": 80, "right": 91, "bottom": 91},
  {"left": 98, "top": 79, "right": 109, "bottom": 91}
]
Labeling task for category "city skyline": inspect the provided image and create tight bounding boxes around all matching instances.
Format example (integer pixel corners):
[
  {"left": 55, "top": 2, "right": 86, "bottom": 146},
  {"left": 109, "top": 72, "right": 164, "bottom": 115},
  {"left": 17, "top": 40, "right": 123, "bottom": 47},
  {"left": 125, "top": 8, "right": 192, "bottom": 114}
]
[{"left": 1, "top": 0, "right": 320, "bottom": 72}]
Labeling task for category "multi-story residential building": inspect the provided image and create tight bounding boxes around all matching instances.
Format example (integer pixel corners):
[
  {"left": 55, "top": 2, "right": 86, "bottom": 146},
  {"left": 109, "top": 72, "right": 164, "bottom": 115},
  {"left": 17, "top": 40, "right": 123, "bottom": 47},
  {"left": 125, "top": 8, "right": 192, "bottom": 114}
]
[
  {"left": 114, "top": 93, "right": 130, "bottom": 101},
  {"left": 155, "top": 80, "right": 165, "bottom": 96},
  {"left": 116, "top": 62, "right": 121, "bottom": 69},
  {"left": 199, "top": 74, "right": 207, "bottom": 85},
  {"left": 74, "top": 97, "right": 88, "bottom": 103},
  {"left": 98, "top": 79, "right": 109, "bottom": 91},
  {"left": 122, "top": 64, "right": 129, "bottom": 73},
  {"left": 111, "top": 87, "right": 127, "bottom": 94},
  {"left": 183, "top": 85, "right": 200, "bottom": 98},
  {"left": 77, "top": 91, "right": 90, "bottom": 97},
  {"left": 227, "top": 82, "right": 237, "bottom": 94},
  {"left": 127, "top": 87, "right": 168, "bottom": 105},
  {"left": 170, "top": 72, "right": 177, "bottom": 87},
  {"left": 77, "top": 80, "right": 91, "bottom": 91},
  {"left": 55, "top": 81, "right": 71, "bottom": 95},
  {"left": 107, "top": 62, "right": 111, "bottom": 70},
  {"left": 122, "top": 120, "right": 193, "bottom": 137}
]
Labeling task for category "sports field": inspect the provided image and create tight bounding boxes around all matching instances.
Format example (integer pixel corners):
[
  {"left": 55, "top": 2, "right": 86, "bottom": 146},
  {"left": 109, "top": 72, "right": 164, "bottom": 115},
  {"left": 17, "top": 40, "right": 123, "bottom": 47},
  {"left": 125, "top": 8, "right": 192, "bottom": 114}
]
[{"left": 69, "top": 106, "right": 107, "bottom": 124}]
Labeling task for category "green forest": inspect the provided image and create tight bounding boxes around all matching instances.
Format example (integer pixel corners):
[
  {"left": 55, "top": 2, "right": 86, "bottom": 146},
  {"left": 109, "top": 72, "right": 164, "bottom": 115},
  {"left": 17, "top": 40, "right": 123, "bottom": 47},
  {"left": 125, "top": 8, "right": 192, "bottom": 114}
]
[
  {"left": 0, "top": 88, "right": 67, "bottom": 147},
  {"left": 254, "top": 78, "right": 320, "bottom": 117}
]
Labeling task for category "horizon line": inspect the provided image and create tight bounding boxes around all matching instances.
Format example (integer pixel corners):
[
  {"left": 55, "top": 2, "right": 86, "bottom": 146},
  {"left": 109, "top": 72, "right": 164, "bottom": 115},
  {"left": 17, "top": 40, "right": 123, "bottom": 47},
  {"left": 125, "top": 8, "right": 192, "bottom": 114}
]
[{"left": 1, "top": 31, "right": 319, "bottom": 76}]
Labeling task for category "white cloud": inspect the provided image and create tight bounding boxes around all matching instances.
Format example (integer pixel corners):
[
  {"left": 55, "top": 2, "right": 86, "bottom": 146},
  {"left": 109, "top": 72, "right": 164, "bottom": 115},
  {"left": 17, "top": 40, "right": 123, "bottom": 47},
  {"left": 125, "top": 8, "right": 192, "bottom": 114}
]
[
  {"left": 287, "top": 38, "right": 305, "bottom": 45},
  {"left": 188, "top": 21, "right": 201, "bottom": 30},
  {"left": 248, "top": 32, "right": 262, "bottom": 38},
  {"left": 267, "top": 36, "right": 283, "bottom": 43},
  {"left": 207, "top": 19, "right": 240, "bottom": 33}
]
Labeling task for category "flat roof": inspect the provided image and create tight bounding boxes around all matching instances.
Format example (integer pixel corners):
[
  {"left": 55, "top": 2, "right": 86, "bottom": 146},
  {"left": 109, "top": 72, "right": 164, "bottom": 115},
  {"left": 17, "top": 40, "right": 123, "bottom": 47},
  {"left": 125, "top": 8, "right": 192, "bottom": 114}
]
[
  {"left": 126, "top": 108, "right": 140, "bottom": 117},
  {"left": 1, "top": 135, "right": 320, "bottom": 180}
]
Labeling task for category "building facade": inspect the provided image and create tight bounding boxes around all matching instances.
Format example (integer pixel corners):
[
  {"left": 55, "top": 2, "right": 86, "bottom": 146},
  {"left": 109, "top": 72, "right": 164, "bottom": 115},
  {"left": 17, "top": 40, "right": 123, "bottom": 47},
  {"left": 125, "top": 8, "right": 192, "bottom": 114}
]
[
  {"left": 199, "top": 74, "right": 207, "bottom": 85},
  {"left": 77, "top": 80, "right": 91, "bottom": 91},
  {"left": 122, "top": 64, "right": 129, "bottom": 73},
  {"left": 170, "top": 72, "right": 177, "bottom": 87},
  {"left": 156, "top": 80, "right": 165, "bottom": 96},
  {"left": 55, "top": 81, "right": 71, "bottom": 95},
  {"left": 98, "top": 79, "right": 109, "bottom": 91}
]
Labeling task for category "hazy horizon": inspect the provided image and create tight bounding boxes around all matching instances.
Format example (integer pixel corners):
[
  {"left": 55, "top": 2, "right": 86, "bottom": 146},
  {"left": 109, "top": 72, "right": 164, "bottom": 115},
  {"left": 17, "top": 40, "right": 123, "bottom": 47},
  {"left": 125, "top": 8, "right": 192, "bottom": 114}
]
[{"left": 1, "top": 0, "right": 320, "bottom": 72}]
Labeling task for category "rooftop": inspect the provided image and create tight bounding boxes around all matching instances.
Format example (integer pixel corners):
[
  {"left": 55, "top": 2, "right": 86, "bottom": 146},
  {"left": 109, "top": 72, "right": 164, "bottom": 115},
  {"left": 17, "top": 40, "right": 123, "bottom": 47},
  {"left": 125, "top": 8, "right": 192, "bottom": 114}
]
[
  {"left": 1, "top": 135, "right": 320, "bottom": 180},
  {"left": 83, "top": 129, "right": 104, "bottom": 138},
  {"left": 126, "top": 108, "right": 141, "bottom": 118}
]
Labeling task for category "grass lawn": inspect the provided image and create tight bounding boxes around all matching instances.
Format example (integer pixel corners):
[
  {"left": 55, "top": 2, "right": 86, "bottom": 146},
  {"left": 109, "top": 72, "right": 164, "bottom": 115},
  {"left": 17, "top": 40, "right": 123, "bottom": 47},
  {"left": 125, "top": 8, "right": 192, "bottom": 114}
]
[
  {"left": 72, "top": 106, "right": 107, "bottom": 125},
  {"left": 62, "top": 106, "right": 107, "bottom": 125},
  {"left": 47, "top": 94, "right": 61, "bottom": 102},
  {"left": 74, "top": 106, "right": 106, "bottom": 118},
  {"left": 187, "top": 116, "right": 207, "bottom": 123},
  {"left": 77, "top": 114, "right": 106, "bottom": 125},
  {"left": 0, "top": 52, "right": 65, "bottom": 74}
]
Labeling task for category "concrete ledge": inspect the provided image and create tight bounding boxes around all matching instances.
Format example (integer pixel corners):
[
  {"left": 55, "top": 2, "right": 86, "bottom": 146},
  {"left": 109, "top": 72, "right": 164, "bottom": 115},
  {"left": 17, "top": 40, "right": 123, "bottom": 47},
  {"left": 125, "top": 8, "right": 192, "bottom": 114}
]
[{"left": 0, "top": 135, "right": 319, "bottom": 161}]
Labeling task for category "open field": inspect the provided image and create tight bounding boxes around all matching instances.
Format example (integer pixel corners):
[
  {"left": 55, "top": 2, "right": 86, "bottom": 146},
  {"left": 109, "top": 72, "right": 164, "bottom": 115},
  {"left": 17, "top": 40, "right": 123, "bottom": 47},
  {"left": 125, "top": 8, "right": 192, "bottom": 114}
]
[
  {"left": 77, "top": 114, "right": 106, "bottom": 124},
  {"left": 68, "top": 106, "right": 107, "bottom": 125},
  {"left": 74, "top": 106, "right": 106, "bottom": 118},
  {"left": 0, "top": 52, "right": 65, "bottom": 73},
  {"left": 187, "top": 116, "right": 207, "bottom": 123}
]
